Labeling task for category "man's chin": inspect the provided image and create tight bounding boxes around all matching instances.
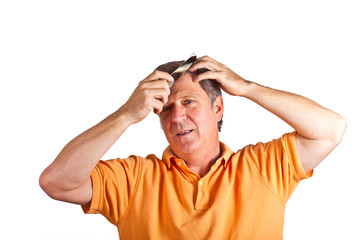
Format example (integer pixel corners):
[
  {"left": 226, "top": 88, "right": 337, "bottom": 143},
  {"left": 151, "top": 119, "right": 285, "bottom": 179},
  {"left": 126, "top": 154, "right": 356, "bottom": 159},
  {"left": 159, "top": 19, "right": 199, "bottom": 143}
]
[{"left": 170, "top": 141, "right": 199, "bottom": 157}]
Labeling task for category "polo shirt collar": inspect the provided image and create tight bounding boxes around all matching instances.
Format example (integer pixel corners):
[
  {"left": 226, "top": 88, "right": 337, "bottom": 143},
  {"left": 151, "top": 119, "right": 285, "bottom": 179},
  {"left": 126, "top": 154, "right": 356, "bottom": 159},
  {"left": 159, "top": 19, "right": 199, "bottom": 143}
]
[
  {"left": 162, "top": 141, "right": 234, "bottom": 169},
  {"left": 162, "top": 146, "right": 174, "bottom": 169}
]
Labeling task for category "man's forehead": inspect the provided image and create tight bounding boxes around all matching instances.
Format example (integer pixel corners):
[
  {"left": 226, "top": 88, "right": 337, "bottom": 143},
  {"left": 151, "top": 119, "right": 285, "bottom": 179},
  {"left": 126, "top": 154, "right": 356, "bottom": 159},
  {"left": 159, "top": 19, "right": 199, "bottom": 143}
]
[
  {"left": 170, "top": 72, "right": 200, "bottom": 93},
  {"left": 168, "top": 73, "right": 209, "bottom": 102}
]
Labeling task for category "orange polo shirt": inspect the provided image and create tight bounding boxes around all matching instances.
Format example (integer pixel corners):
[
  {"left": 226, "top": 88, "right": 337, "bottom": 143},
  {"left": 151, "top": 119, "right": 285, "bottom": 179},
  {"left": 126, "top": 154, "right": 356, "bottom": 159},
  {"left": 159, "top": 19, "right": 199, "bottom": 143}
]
[{"left": 82, "top": 132, "right": 312, "bottom": 239}]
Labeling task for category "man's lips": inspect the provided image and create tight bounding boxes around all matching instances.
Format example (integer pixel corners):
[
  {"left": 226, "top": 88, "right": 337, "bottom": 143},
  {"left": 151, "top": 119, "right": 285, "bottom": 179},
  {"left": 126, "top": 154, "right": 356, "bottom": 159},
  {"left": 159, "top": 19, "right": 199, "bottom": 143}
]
[{"left": 176, "top": 129, "right": 194, "bottom": 136}]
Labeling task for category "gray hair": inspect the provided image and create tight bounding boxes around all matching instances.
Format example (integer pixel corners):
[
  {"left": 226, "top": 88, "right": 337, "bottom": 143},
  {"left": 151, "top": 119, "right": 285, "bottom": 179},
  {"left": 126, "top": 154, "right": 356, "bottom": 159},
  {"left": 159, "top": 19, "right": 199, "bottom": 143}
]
[{"left": 156, "top": 61, "right": 223, "bottom": 132}]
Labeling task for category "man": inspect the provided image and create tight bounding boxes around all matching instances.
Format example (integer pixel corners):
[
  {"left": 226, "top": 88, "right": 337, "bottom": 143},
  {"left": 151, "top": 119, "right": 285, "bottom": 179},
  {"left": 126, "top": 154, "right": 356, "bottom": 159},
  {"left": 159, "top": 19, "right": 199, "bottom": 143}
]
[{"left": 39, "top": 55, "right": 346, "bottom": 239}]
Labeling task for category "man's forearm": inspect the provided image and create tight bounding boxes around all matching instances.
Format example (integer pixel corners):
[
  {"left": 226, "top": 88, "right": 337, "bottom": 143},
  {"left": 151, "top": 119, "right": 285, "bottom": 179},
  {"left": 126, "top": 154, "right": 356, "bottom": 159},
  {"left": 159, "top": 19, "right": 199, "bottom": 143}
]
[
  {"left": 40, "top": 70, "right": 173, "bottom": 203},
  {"left": 40, "top": 108, "right": 133, "bottom": 194},
  {"left": 244, "top": 82, "right": 346, "bottom": 142}
]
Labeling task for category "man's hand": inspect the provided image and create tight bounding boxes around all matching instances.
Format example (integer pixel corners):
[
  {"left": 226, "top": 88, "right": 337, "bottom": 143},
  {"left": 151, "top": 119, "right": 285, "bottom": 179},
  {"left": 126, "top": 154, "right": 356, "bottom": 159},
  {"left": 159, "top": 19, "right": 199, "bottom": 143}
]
[
  {"left": 120, "top": 70, "right": 174, "bottom": 124},
  {"left": 189, "top": 56, "right": 250, "bottom": 97}
]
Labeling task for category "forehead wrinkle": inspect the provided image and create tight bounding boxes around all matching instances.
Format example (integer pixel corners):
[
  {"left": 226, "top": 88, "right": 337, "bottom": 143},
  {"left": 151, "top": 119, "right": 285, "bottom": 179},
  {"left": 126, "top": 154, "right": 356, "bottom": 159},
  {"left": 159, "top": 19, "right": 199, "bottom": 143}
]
[{"left": 168, "top": 89, "right": 203, "bottom": 103}]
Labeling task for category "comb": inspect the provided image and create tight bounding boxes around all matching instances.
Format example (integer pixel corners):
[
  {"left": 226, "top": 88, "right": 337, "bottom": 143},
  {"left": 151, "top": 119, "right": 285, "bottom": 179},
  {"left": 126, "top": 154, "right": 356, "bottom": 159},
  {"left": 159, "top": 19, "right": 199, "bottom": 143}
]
[{"left": 169, "top": 53, "right": 197, "bottom": 87}]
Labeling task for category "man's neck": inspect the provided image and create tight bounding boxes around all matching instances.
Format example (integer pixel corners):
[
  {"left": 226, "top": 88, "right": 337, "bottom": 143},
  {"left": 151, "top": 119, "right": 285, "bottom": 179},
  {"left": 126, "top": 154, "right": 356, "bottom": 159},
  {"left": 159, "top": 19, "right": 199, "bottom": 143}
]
[{"left": 180, "top": 144, "right": 222, "bottom": 178}]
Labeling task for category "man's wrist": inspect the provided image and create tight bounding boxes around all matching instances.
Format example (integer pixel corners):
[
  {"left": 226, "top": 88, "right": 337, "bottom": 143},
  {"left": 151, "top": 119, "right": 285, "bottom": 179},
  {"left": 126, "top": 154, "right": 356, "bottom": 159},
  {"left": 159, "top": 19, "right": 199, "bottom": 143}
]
[
  {"left": 111, "top": 107, "right": 136, "bottom": 128},
  {"left": 239, "top": 80, "right": 258, "bottom": 99}
]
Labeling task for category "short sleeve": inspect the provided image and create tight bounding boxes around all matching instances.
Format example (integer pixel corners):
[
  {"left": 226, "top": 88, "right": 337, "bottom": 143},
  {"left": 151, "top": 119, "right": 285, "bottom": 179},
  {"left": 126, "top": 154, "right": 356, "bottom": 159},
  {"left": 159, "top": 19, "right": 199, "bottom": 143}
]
[
  {"left": 282, "top": 132, "right": 313, "bottom": 181},
  {"left": 81, "top": 156, "right": 141, "bottom": 226},
  {"left": 244, "top": 132, "right": 313, "bottom": 204}
]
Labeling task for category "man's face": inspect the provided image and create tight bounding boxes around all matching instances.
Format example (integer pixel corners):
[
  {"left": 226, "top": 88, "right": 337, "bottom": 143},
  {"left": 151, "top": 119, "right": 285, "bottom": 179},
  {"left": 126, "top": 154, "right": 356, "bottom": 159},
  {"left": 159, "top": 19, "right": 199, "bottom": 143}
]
[{"left": 159, "top": 72, "right": 223, "bottom": 158}]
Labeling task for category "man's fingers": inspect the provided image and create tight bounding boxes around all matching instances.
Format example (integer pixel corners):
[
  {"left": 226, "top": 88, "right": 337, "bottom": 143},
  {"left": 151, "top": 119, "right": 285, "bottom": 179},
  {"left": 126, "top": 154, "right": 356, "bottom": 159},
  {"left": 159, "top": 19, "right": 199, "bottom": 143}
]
[
  {"left": 193, "top": 70, "right": 223, "bottom": 83},
  {"left": 141, "top": 87, "right": 169, "bottom": 113},
  {"left": 140, "top": 79, "right": 171, "bottom": 92},
  {"left": 142, "top": 70, "right": 174, "bottom": 84},
  {"left": 152, "top": 96, "right": 166, "bottom": 114},
  {"left": 154, "top": 90, "right": 169, "bottom": 105},
  {"left": 138, "top": 71, "right": 171, "bottom": 114},
  {"left": 189, "top": 56, "right": 222, "bottom": 72}
]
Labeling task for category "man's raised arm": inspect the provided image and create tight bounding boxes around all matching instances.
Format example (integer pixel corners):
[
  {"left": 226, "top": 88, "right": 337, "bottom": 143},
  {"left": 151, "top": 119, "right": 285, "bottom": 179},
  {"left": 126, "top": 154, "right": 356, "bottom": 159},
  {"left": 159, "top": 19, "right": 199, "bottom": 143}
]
[
  {"left": 39, "top": 70, "right": 173, "bottom": 205},
  {"left": 190, "top": 56, "right": 346, "bottom": 173}
]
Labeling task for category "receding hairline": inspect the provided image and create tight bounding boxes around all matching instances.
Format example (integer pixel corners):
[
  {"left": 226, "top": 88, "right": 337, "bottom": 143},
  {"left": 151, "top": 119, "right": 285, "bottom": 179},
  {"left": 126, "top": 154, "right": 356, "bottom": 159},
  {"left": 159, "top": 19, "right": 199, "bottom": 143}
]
[{"left": 155, "top": 60, "right": 224, "bottom": 132}]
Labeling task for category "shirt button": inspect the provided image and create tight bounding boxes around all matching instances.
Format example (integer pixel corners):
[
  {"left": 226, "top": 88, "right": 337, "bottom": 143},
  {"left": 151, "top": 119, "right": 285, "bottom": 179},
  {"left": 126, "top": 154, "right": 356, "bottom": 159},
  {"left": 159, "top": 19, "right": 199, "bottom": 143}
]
[
  {"left": 177, "top": 161, "right": 182, "bottom": 166},
  {"left": 199, "top": 181, "right": 203, "bottom": 187}
]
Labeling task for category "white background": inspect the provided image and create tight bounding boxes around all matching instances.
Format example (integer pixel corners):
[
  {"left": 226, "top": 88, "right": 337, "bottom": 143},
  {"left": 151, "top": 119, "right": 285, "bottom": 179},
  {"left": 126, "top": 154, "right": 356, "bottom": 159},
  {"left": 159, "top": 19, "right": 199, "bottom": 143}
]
[{"left": 1, "top": 0, "right": 359, "bottom": 239}]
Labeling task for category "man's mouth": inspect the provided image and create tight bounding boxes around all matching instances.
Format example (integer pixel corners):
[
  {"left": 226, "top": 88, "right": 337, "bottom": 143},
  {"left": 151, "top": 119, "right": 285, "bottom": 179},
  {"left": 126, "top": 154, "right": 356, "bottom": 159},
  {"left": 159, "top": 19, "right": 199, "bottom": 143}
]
[{"left": 176, "top": 130, "right": 193, "bottom": 136}]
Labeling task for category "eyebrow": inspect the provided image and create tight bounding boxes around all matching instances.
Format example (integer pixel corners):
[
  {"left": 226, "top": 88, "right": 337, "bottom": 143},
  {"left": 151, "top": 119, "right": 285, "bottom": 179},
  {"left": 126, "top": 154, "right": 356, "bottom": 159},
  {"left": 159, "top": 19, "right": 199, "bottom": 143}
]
[
  {"left": 177, "top": 93, "right": 201, "bottom": 101},
  {"left": 163, "top": 95, "right": 199, "bottom": 107}
]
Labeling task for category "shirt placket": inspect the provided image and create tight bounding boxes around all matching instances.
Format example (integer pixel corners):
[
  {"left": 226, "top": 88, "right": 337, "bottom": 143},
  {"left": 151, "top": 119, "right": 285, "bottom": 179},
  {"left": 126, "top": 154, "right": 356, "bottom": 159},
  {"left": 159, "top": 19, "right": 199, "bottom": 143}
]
[
  {"left": 195, "top": 178, "right": 210, "bottom": 210},
  {"left": 173, "top": 157, "right": 225, "bottom": 211},
  {"left": 195, "top": 158, "right": 225, "bottom": 210}
]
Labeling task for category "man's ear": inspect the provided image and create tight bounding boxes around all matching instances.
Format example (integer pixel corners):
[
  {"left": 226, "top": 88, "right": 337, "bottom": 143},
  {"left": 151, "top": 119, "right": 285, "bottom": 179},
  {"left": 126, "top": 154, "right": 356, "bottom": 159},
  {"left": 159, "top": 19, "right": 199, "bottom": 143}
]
[{"left": 213, "top": 95, "right": 224, "bottom": 121}]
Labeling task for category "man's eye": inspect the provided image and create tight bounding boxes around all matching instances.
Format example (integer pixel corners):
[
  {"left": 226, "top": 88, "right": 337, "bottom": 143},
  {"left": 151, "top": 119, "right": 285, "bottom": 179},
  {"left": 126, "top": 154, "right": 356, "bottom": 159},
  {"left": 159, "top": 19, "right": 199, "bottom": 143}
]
[{"left": 184, "top": 100, "right": 193, "bottom": 105}]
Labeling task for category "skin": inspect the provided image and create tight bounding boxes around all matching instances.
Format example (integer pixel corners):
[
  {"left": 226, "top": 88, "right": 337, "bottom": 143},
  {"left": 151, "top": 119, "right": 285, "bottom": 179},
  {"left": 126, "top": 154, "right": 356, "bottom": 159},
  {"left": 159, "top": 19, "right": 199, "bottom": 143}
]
[
  {"left": 158, "top": 72, "right": 224, "bottom": 177},
  {"left": 39, "top": 56, "right": 346, "bottom": 206}
]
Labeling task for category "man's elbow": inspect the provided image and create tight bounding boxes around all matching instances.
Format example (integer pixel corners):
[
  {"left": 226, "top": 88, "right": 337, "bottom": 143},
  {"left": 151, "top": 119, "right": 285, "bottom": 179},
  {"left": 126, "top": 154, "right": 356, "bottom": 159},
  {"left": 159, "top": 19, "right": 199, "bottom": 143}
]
[
  {"left": 330, "top": 114, "right": 347, "bottom": 146},
  {"left": 39, "top": 168, "right": 64, "bottom": 201}
]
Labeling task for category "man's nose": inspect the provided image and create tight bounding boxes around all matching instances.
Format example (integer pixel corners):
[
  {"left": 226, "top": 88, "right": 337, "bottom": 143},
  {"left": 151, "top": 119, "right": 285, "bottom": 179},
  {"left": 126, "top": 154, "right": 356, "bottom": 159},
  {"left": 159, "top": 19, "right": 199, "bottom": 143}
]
[{"left": 171, "top": 105, "right": 187, "bottom": 123}]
